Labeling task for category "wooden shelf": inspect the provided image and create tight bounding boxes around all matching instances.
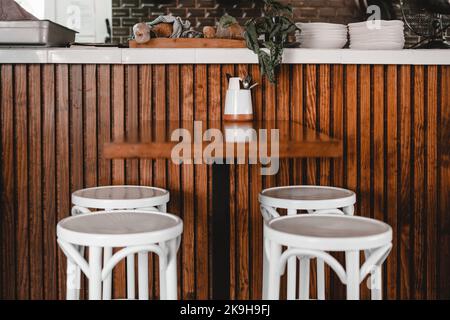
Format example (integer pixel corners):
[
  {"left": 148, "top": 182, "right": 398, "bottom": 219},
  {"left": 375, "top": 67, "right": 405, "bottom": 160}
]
[{"left": 129, "top": 38, "right": 247, "bottom": 48}]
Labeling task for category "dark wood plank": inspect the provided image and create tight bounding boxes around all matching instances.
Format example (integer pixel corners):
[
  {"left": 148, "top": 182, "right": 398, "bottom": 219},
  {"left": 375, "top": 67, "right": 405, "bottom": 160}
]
[
  {"left": 426, "top": 65, "right": 438, "bottom": 299},
  {"left": 220, "top": 64, "right": 236, "bottom": 299},
  {"left": 15, "top": 65, "right": 29, "bottom": 300},
  {"left": 42, "top": 65, "right": 57, "bottom": 300},
  {"left": 194, "top": 64, "right": 209, "bottom": 299},
  {"left": 331, "top": 64, "right": 345, "bottom": 299},
  {"left": 439, "top": 66, "right": 450, "bottom": 299},
  {"left": 235, "top": 64, "right": 250, "bottom": 300},
  {"left": 28, "top": 64, "right": 43, "bottom": 300},
  {"left": 399, "top": 65, "right": 412, "bottom": 299},
  {"left": 413, "top": 66, "right": 426, "bottom": 299},
  {"left": 111, "top": 65, "right": 126, "bottom": 299},
  {"left": 56, "top": 65, "right": 70, "bottom": 299},
  {"left": 167, "top": 64, "right": 182, "bottom": 298},
  {"left": 69, "top": 64, "right": 85, "bottom": 299},
  {"left": 385, "top": 65, "right": 398, "bottom": 300},
  {"left": 319, "top": 64, "right": 332, "bottom": 299},
  {"left": 180, "top": 64, "right": 195, "bottom": 300},
  {"left": 305, "top": 64, "right": 318, "bottom": 298},
  {"left": 1, "top": 65, "right": 16, "bottom": 299},
  {"left": 97, "top": 65, "right": 112, "bottom": 187}
]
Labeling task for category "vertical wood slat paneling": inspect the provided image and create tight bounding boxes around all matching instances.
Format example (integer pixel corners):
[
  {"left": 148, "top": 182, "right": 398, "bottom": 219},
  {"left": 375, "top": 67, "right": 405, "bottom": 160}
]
[
  {"left": 0, "top": 63, "right": 449, "bottom": 300},
  {"left": 439, "top": 66, "right": 450, "bottom": 299},
  {"left": 399, "top": 65, "right": 412, "bottom": 300},
  {"left": 1, "top": 65, "right": 16, "bottom": 299},
  {"left": 14, "top": 65, "right": 29, "bottom": 299},
  {"left": 385, "top": 65, "right": 398, "bottom": 300},
  {"left": 28, "top": 65, "right": 43, "bottom": 300},
  {"left": 194, "top": 65, "right": 209, "bottom": 299},
  {"left": 42, "top": 65, "right": 58, "bottom": 300},
  {"left": 55, "top": 65, "right": 70, "bottom": 298},
  {"left": 180, "top": 65, "right": 195, "bottom": 300},
  {"left": 111, "top": 65, "right": 126, "bottom": 299}
]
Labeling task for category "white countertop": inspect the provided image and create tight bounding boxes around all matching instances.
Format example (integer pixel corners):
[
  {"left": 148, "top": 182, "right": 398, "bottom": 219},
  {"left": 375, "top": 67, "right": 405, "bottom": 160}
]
[{"left": 0, "top": 47, "right": 449, "bottom": 65}]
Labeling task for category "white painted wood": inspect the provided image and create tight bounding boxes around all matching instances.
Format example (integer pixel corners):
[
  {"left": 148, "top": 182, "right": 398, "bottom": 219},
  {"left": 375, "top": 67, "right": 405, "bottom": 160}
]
[
  {"left": 259, "top": 185, "right": 356, "bottom": 300},
  {"left": 345, "top": 251, "right": 360, "bottom": 300},
  {"left": 1, "top": 48, "right": 450, "bottom": 65},
  {"left": 299, "top": 257, "right": 310, "bottom": 300},
  {"left": 57, "top": 210, "right": 183, "bottom": 300},
  {"left": 102, "top": 247, "right": 112, "bottom": 300},
  {"left": 138, "top": 252, "right": 149, "bottom": 300},
  {"left": 88, "top": 246, "right": 103, "bottom": 300},
  {"left": 264, "top": 214, "right": 392, "bottom": 300}
]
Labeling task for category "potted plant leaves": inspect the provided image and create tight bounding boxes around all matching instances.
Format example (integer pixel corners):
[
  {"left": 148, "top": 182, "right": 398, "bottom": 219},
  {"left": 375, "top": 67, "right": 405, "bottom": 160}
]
[{"left": 244, "top": 0, "right": 298, "bottom": 83}]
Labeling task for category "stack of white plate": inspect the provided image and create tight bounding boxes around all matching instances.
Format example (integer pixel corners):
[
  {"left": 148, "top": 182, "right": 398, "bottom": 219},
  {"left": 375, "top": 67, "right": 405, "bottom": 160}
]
[
  {"left": 296, "top": 22, "right": 348, "bottom": 49},
  {"left": 348, "top": 20, "right": 405, "bottom": 50}
]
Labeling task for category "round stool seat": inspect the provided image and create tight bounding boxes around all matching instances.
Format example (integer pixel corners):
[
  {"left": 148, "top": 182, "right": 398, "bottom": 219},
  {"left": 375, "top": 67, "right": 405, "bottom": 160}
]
[
  {"left": 259, "top": 186, "right": 356, "bottom": 210},
  {"left": 57, "top": 210, "right": 183, "bottom": 247},
  {"left": 265, "top": 214, "right": 392, "bottom": 251},
  {"left": 72, "top": 186, "right": 169, "bottom": 209}
]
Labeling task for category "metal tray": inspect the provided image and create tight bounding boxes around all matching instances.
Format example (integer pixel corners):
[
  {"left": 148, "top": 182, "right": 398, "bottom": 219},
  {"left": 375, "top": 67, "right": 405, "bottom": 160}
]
[{"left": 0, "top": 20, "right": 77, "bottom": 47}]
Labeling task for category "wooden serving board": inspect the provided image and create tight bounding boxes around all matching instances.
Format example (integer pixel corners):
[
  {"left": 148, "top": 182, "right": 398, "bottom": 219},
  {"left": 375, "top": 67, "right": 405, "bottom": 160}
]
[{"left": 129, "top": 38, "right": 247, "bottom": 48}]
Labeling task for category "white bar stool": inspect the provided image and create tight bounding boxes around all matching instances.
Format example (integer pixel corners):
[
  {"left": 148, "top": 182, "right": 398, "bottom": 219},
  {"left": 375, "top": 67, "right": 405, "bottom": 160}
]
[
  {"left": 57, "top": 210, "right": 183, "bottom": 300},
  {"left": 264, "top": 214, "right": 392, "bottom": 300},
  {"left": 71, "top": 185, "right": 170, "bottom": 215},
  {"left": 259, "top": 186, "right": 356, "bottom": 300},
  {"left": 70, "top": 185, "right": 170, "bottom": 300}
]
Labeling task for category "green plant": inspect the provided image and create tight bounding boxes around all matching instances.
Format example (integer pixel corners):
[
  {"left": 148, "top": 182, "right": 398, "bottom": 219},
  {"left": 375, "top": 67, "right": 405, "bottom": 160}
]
[{"left": 244, "top": 0, "right": 298, "bottom": 83}]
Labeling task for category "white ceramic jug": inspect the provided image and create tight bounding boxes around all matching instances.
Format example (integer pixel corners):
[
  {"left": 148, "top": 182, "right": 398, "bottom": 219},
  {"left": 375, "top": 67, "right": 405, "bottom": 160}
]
[{"left": 224, "top": 77, "right": 253, "bottom": 121}]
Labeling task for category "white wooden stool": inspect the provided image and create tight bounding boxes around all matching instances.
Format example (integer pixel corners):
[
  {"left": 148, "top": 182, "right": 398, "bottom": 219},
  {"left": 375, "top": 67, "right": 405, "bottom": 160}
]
[
  {"left": 264, "top": 214, "right": 392, "bottom": 300},
  {"left": 57, "top": 210, "right": 183, "bottom": 300},
  {"left": 71, "top": 185, "right": 170, "bottom": 215},
  {"left": 259, "top": 186, "right": 356, "bottom": 300},
  {"left": 70, "top": 185, "right": 170, "bottom": 299}
]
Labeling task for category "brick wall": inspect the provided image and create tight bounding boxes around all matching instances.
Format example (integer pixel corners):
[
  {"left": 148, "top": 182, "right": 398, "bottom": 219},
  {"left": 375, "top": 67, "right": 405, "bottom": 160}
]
[
  {"left": 112, "top": 0, "right": 449, "bottom": 47},
  {"left": 112, "top": 0, "right": 361, "bottom": 43}
]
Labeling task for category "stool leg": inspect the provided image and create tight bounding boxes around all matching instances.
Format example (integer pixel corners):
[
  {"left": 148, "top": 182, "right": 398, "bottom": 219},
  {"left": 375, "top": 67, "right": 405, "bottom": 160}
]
[
  {"left": 66, "top": 257, "right": 79, "bottom": 300},
  {"left": 88, "top": 246, "right": 103, "bottom": 300},
  {"left": 74, "top": 245, "right": 84, "bottom": 300},
  {"left": 317, "top": 258, "right": 325, "bottom": 300},
  {"left": 262, "top": 240, "right": 269, "bottom": 299},
  {"left": 267, "top": 242, "right": 282, "bottom": 300},
  {"left": 371, "top": 266, "right": 382, "bottom": 300},
  {"left": 102, "top": 247, "right": 112, "bottom": 300},
  {"left": 343, "top": 205, "right": 354, "bottom": 216},
  {"left": 286, "top": 209, "right": 297, "bottom": 300},
  {"left": 166, "top": 238, "right": 178, "bottom": 300},
  {"left": 287, "top": 252, "right": 297, "bottom": 300},
  {"left": 138, "top": 252, "right": 149, "bottom": 300},
  {"left": 157, "top": 204, "right": 167, "bottom": 213},
  {"left": 127, "top": 255, "right": 135, "bottom": 299},
  {"left": 345, "top": 250, "right": 360, "bottom": 300},
  {"left": 159, "top": 242, "right": 168, "bottom": 300},
  {"left": 299, "top": 257, "right": 310, "bottom": 300}
]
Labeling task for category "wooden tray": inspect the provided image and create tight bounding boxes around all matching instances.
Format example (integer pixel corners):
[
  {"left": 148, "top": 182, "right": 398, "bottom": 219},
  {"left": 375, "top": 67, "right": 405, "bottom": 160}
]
[{"left": 129, "top": 38, "right": 247, "bottom": 48}]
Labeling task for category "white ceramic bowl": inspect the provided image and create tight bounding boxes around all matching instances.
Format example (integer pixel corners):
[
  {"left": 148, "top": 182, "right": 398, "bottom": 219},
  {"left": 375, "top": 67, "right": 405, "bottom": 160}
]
[
  {"left": 348, "top": 20, "right": 404, "bottom": 28},
  {"left": 300, "top": 31, "right": 348, "bottom": 37},
  {"left": 350, "top": 41, "right": 405, "bottom": 50},
  {"left": 297, "top": 22, "right": 347, "bottom": 29},
  {"left": 301, "top": 38, "right": 348, "bottom": 49}
]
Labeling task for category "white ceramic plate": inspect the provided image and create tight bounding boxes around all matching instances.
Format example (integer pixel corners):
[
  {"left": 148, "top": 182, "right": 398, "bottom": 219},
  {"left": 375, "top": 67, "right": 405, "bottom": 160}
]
[
  {"left": 301, "top": 39, "right": 348, "bottom": 49},
  {"left": 300, "top": 31, "right": 348, "bottom": 36},
  {"left": 350, "top": 41, "right": 404, "bottom": 50},
  {"left": 297, "top": 22, "right": 347, "bottom": 29},
  {"left": 348, "top": 20, "right": 404, "bottom": 28},
  {"left": 350, "top": 35, "right": 404, "bottom": 41}
]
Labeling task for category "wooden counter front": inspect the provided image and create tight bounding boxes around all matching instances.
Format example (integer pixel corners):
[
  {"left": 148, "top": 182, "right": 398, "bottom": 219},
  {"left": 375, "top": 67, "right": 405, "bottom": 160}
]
[{"left": 0, "top": 63, "right": 449, "bottom": 300}]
